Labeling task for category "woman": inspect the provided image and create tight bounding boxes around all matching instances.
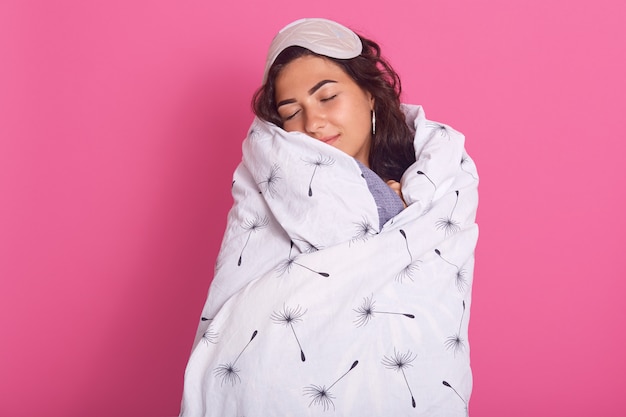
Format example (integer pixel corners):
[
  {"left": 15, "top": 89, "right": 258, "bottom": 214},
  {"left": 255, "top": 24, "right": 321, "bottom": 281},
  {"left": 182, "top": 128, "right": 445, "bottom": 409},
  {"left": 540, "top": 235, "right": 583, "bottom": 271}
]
[
  {"left": 181, "top": 18, "right": 478, "bottom": 416},
  {"left": 253, "top": 18, "right": 416, "bottom": 213}
]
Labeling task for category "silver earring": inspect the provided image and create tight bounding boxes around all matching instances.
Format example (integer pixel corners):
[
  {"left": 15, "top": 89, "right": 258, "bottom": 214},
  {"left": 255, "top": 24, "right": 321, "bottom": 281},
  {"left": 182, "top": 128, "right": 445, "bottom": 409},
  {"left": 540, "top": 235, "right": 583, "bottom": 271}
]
[{"left": 371, "top": 110, "right": 376, "bottom": 136}]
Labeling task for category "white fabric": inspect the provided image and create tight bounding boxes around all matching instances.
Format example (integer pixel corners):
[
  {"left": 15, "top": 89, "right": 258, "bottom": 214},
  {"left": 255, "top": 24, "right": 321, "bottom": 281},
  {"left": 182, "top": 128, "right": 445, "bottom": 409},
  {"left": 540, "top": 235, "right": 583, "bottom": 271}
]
[{"left": 181, "top": 104, "right": 479, "bottom": 417}]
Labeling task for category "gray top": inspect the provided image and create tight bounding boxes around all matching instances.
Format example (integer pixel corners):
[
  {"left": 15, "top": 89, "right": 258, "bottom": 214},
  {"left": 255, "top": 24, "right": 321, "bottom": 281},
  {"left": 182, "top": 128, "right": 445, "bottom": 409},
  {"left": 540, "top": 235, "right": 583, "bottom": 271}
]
[{"left": 356, "top": 160, "right": 405, "bottom": 229}]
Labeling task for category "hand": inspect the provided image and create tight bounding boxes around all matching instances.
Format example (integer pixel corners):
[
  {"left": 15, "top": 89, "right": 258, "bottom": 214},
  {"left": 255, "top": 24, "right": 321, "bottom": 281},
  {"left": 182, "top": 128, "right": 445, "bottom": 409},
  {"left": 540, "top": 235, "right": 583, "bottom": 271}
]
[{"left": 386, "top": 180, "right": 407, "bottom": 208}]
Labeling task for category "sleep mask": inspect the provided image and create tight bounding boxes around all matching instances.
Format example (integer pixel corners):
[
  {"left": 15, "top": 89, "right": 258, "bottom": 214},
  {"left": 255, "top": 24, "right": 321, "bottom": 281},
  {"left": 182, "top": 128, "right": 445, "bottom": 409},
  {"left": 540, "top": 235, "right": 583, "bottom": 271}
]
[{"left": 262, "top": 18, "right": 363, "bottom": 82}]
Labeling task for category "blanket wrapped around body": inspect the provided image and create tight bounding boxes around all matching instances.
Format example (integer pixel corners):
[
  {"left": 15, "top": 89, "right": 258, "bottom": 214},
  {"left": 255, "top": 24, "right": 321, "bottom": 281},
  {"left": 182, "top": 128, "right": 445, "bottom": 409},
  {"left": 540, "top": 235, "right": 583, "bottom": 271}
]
[{"left": 181, "top": 104, "right": 479, "bottom": 417}]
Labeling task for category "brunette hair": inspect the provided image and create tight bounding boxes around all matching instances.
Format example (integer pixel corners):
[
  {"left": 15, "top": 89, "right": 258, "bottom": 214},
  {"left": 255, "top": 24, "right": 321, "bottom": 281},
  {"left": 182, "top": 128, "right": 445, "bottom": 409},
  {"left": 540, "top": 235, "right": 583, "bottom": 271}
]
[{"left": 252, "top": 36, "right": 415, "bottom": 181}]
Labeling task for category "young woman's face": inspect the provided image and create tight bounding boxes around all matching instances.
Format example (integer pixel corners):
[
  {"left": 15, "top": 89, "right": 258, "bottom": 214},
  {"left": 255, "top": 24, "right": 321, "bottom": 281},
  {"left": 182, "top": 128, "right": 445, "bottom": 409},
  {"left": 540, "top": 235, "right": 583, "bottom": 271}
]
[{"left": 274, "top": 55, "right": 374, "bottom": 166}]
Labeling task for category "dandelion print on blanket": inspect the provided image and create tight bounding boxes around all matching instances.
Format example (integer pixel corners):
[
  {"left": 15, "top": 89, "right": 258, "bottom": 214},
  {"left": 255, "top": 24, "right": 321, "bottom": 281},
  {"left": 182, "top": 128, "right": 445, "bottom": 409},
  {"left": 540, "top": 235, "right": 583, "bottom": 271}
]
[
  {"left": 382, "top": 349, "right": 417, "bottom": 408},
  {"left": 435, "top": 248, "right": 468, "bottom": 292},
  {"left": 460, "top": 154, "right": 478, "bottom": 180},
  {"left": 304, "top": 360, "right": 359, "bottom": 412},
  {"left": 435, "top": 190, "right": 461, "bottom": 236},
  {"left": 396, "top": 229, "right": 421, "bottom": 282},
  {"left": 426, "top": 121, "right": 451, "bottom": 140},
  {"left": 214, "top": 330, "right": 258, "bottom": 386},
  {"left": 200, "top": 317, "right": 218, "bottom": 345},
  {"left": 257, "top": 163, "right": 281, "bottom": 198},
  {"left": 302, "top": 155, "right": 335, "bottom": 197},
  {"left": 352, "top": 218, "right": 377, "bottom": 242},
  {"left": 444, "top": 300, "right": 467, "bottom": 356},
  {"left": 238, "top": 214, "right": 269, "bottom": 266},
  {"left": 271, "top": 304, "right": 307, "bottom": 362},
  {"left": 353, "top": 294, "right": 415, "bottom": 327},
  {"left": 276, "top": 241, "right": 330, "bottom": 277},
  {"left": 442, "top": 380, "right": 469, "bottom": 417},
  {"left": 416, "top": 170, "right": 437, "bottom": 190}
]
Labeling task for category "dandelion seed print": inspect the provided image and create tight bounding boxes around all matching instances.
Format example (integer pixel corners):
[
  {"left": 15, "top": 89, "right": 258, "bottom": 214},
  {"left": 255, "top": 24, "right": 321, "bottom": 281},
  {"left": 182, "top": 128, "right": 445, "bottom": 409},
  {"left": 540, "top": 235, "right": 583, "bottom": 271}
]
[
  {"left": 396, "top": 229, "right": 421, "bottom": 282},
  {"left": 276, "top": 258, "right": 330, "bottom": 277},
  {"left": 353, "top": 294, "right": 375, "bottom": 327},
  {"left": 434, "top": 249, "right": 468, "bottom": 292},
  {"left": 304, "top": 384, "right": 335, "bottom": 412},
  {"left": 303, "top": 155, "right": 335, "bottom": 197},
  {"left": 304, "top": 242, "right": 321, "bottom": 253},
  {"left": 276, "top": 241, "right": 297, "bottom": 275},
  {"left": 304, "top": 360, "right": 359, "bottom": 411},
  {"left": 202, "top": 327, "right": 218, "bottom": 345},
  {"left": 352, "top": 218, "right": 376, "bottom": 242},
  {"left": 442, "top": 380, "right": 469, "bottom": 416},
  {"left": 426, "top": 121, "right": 451, "bottom": 140},
  {"left": 292, "top": 237, "right": 322, "bottom": 253},
  {"left": 399, "top": 229, "right": 413, "bottom": 260},
  {"left": 353, "top": 294, "right": 415, "bottom": 327},
  {"left": 444, "top": 300, "right": 467, "bottom": 356},
  {"left": 276, "top": 256, "right": 296, "bottom": 276},
  {"left": 396, "top": 261, "right": 421, "bottom": 283},
  {"left": 460, "top": 154, "right": 478, "bottom": 180},
  {"left": 200, "top": 318, "right": 218, "bottom": 345},
  {"left": 382, "top": 349, "right": 417, "bottom": 408},
  {"left": 214, "top": 330, "right": 258, "bottom": 386},
  {"left": 247, "top": 127, "right": 261, "bottom": 141},
  {"left": 213, "top": 362, "right": 241, "bottom": 386},
  {"left": 416, "top": 170, "right": 437, "bottom": 190},
  {"left": 238, "top": 215, "right": 269, "bottom": 266},
  {"left": 435, "top": 191, "right": 461, "bottom": 236},
  {"left": 271, "top": 304, "right": 307, "bottom": 362},
  {"left": 276, "top": 241, "right": 330, "bottom": 277},
  {"left": 257, "top": 163, "right": 281, "bottom": 198}
]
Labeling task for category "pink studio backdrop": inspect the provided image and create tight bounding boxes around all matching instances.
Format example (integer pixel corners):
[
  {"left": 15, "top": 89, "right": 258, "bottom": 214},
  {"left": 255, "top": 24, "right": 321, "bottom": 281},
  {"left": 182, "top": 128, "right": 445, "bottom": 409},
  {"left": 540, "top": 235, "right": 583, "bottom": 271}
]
[{"left": 1, "top": 0, "right": 624, "bottom": 416}]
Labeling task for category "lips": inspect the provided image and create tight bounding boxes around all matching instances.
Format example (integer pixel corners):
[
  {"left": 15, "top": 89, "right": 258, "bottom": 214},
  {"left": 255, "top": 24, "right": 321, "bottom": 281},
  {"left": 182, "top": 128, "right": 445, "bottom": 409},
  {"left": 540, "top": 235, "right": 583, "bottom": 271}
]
[{"left": 320, "top": 134, "right": 339, "bottom": 145}]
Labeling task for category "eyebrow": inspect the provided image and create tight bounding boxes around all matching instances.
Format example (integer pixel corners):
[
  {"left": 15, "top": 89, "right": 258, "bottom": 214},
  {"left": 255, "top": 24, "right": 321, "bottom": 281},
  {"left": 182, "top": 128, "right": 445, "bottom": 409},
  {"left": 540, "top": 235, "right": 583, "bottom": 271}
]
[{"left": 276, "top": 79, "right": 337, "bottom": 108}]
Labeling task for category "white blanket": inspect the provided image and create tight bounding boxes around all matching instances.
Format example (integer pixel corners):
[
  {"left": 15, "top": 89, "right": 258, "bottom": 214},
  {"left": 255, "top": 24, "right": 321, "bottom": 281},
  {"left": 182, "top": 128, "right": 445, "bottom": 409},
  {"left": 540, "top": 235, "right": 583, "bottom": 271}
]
[{"left": 181, "top": 104, "right": 479, "bottom": 416}]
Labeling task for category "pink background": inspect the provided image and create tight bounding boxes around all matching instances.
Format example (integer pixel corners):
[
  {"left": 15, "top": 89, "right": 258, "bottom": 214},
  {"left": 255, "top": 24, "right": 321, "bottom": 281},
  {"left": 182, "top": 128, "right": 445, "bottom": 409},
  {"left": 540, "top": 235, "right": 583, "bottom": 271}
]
[{"left": 1, "top": 0, "right": 624, "bottom": 416}]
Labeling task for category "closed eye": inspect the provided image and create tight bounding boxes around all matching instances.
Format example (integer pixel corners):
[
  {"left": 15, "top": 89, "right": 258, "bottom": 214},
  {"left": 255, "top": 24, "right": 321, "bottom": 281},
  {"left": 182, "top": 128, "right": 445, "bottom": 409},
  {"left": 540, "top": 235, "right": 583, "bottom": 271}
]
[
  {"left": 320, "top": 94, "right": 337, "bottom": 102},
  {"left": 284, "top": 109, "right": 300, "bottom": 121}
]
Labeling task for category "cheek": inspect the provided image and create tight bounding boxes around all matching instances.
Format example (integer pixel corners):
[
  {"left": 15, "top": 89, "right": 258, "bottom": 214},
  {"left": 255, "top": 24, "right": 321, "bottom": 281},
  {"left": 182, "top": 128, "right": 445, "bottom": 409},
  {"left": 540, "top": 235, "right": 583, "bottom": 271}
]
[
  {"left": 352, "top": 102, "right": 373, "bottom": 135},
  {"left": 282, "top": 120, "right": 304, "bottom": 134},
  {"left": 338, "top": 100, "right": 369, "bottom": 130}
]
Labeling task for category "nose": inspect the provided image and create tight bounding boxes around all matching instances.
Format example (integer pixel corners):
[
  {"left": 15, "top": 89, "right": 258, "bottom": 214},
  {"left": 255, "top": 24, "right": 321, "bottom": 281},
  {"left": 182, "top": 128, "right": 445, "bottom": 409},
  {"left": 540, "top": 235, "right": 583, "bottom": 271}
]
[{"left": 303, "top": 108, "right": 326, "bottom": 136}]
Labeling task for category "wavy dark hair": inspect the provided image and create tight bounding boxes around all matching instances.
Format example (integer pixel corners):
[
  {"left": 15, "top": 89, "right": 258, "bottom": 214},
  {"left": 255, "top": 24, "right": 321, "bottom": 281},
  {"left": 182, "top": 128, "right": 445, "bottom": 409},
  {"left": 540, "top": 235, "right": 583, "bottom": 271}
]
[{"left": 252, "top": 36, "right": 415, "bottom": 181}]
